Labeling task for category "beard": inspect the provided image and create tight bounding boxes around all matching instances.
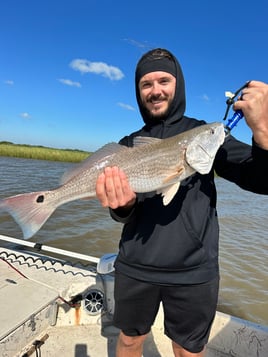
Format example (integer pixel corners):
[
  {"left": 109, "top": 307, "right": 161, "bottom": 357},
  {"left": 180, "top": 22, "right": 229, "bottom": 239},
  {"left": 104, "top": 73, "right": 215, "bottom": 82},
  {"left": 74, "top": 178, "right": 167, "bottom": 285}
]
[
  {"left": 143, "top": 95, "right": 171, "bottom": 121},
  {"left": 144, "top": 106, "right": 168, "bottom": 121}
]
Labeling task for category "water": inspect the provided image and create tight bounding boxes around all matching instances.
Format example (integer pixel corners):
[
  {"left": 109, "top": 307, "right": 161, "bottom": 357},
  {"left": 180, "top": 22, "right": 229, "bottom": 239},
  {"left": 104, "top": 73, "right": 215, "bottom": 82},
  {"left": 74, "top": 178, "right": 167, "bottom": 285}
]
[{"left": 0, "top": 157, "right": 267, "bottom": 325}]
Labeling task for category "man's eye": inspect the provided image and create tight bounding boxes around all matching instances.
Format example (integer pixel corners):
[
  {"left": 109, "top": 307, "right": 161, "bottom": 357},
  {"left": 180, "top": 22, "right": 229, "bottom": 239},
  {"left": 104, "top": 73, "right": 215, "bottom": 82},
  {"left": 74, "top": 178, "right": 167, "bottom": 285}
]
[
  {"left": 142, "top": 83, "right": 151, "bottom": 89},
  {"left": 160, "top": 79, "right": 170, "bottom": 84}
]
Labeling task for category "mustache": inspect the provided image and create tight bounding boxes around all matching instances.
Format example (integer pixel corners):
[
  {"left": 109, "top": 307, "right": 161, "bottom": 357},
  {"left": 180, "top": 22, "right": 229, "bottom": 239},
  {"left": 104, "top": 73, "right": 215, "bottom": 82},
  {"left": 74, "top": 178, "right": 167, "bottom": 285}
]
[{"left": 146, "top": 94, "right": 167, "bottom": 103}]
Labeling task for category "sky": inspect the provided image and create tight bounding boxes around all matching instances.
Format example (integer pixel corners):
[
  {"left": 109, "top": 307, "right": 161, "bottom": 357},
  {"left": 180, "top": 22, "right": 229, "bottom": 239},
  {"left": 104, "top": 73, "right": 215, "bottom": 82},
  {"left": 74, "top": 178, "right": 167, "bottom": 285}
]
[{"left": 0, "top": 0, "right": 267, "bottom": 152}]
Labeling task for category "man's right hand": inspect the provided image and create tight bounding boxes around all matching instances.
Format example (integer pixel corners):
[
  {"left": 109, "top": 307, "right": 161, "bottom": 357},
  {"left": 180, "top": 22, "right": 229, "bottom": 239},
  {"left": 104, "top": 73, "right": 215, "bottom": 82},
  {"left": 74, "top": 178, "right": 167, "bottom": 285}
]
[{"left": 96, "top": 166, "right": 136, "bottom": 209}]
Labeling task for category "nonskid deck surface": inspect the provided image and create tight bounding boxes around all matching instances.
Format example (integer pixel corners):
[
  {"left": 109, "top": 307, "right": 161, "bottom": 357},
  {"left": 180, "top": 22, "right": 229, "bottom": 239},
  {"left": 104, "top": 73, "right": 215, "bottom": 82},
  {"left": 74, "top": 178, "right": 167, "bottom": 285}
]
[
  {"left": 30, "top": 324, "right": 229, "bottom": 357},
  {"left": 35, "top": 324, "right": 174, "bottom": 357},
  {"left": 0, "top": 257, "right": 58, "bottom": 341}
]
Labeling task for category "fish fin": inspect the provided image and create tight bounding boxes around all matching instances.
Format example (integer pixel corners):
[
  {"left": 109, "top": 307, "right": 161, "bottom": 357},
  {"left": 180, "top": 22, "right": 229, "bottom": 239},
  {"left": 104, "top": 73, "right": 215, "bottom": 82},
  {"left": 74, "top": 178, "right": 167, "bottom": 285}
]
[
  {"left": 0, "top": 191, "right": 56, "bottom": 239},
  {"left": 133, "top": 136, "right": 162, "bottom": 147},
  {"left": 157, "top": 182, "right": 181, "bottom": 206},
  {"left": 157, "top": 167, "right": 184, "bottom": 205},
  {"left": 162, "top": 167, "right": 185, "bottom": 184},
  {"left": 61, "top": 142, "right": 128, "bottom": 184}
]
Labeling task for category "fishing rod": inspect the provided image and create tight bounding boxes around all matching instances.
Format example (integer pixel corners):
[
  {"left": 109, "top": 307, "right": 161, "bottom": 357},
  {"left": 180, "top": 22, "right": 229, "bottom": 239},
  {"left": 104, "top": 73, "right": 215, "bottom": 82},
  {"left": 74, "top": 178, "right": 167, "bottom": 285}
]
[{"left": 223, "top": 81, "right": 250, "bottom": 134}]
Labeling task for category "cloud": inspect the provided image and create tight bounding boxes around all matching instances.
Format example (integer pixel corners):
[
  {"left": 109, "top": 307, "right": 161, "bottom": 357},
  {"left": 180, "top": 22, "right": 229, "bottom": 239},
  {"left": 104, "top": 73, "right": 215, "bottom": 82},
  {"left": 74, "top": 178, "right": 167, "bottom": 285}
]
[
  {"left": 4, "top": 80, "right": 14, "bottom": 85},
  {"left": 123, "top": 38, "right": 150, "bottom": 49},
  {"left": 117, "top": 102, "right": 135, "bottom": 111},
  {"left": 20, "top": 112, "right": 30, "bottom": 119},
  {"left": 202, "top": 94, "right": 210, "bottom": 101},
  {"left": 70, "top": 59, "right": 124, "bottom": 81},
  {"left": 58, "top": 78, "right": 81, "bottom": 87}
]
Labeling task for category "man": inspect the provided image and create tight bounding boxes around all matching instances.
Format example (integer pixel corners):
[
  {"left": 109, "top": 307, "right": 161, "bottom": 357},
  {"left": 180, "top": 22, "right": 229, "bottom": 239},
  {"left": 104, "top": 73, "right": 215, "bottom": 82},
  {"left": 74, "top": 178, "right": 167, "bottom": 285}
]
[{"left": 96, "top": 48, "right": 268, "bottom": 357}]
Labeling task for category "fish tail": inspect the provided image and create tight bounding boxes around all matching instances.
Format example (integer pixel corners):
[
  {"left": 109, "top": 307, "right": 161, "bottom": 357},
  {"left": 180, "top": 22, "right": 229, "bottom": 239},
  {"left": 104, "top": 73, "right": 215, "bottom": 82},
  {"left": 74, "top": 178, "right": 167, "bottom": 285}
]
[{"left": 0, "top": 191, "right": 56, "bottom": 239}]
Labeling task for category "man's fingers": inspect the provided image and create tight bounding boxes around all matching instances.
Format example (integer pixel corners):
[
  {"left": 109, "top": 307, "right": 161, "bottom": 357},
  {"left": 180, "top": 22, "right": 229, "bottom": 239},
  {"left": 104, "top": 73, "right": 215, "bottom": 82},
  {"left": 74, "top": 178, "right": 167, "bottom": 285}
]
[
  {"left": 95, "top": 172, "right": 109, "bottom": 207},
  {"left": 104, "top": 167, "right": 122, "bottom": 209},
  {"left": 96, "top": 166, "right": 136, "bottom": 209}
]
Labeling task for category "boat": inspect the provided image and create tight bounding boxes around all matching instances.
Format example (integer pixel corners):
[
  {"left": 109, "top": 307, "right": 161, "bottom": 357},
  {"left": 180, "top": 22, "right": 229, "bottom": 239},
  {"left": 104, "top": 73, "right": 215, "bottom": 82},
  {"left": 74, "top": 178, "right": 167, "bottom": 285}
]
[{"left": 0, "top": 233, "right": 268, "bottom": 357}]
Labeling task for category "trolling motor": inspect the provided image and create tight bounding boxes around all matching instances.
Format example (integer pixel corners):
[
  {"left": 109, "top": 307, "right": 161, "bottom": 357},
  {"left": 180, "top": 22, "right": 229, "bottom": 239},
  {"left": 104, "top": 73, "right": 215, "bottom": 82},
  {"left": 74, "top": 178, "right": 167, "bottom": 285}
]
[{"left": 223, "top": 81, "right": 250, "bottom": 133}]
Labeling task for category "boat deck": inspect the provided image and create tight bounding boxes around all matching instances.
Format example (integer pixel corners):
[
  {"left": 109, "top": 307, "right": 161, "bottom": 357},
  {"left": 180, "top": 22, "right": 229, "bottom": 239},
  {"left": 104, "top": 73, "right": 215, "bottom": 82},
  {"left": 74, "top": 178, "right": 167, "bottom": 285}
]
[
  {"left": 33, "top": 322, "right": 229, "bottom": 357},
  {"left": 1, "top": 242, "right": 268, "bottom": 357},
  {"left": 0, "top": 250, "right": 174, "bottom": 356},
  {"left": 0, "top": 259, "right": 58, "bottom": 342}
]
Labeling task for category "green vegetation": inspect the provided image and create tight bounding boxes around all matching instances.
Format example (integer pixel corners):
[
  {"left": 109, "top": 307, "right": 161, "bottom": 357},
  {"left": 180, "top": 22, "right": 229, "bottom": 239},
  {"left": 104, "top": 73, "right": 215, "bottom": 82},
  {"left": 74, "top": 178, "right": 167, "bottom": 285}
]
[{"left": 0, "top": 141, "right": 90, "bottom": 163}]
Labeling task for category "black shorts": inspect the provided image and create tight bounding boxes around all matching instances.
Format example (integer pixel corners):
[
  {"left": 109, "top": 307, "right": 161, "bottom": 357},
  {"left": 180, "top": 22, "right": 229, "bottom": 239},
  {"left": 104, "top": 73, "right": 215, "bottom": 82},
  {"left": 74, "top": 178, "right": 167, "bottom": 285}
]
[{"left": 113, "top": 271, "right": 219, "bottom": 353}]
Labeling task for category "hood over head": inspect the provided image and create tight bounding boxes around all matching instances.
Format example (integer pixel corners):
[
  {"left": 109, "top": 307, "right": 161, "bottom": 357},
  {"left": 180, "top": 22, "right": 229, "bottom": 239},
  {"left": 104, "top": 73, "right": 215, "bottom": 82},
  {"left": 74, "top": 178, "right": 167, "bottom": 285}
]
[{"left": 135, "top": 48, "right": 186, "bottom": 126}]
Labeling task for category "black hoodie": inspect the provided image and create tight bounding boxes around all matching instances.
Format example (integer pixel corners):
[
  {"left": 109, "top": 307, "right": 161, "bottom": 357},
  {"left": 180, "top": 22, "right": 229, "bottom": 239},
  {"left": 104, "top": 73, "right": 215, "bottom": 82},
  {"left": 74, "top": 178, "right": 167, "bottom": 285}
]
[{"left": 111, "top": 50, "right": 268, "bottom": 285}]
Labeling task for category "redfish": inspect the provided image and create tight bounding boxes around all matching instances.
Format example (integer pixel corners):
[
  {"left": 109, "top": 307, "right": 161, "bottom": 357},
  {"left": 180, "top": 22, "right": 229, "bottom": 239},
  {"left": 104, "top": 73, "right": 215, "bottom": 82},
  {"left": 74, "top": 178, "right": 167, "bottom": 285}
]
[{"left": 0, "top": 123, "right": 225, "bottom": 239}]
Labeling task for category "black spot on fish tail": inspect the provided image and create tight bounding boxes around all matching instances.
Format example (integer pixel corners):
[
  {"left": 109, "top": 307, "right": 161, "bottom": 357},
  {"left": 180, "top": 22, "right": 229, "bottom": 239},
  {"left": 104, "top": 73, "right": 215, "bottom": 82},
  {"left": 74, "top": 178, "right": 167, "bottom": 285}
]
[{"left": 36, "top": 195, "right": 44, "bottom": 203}]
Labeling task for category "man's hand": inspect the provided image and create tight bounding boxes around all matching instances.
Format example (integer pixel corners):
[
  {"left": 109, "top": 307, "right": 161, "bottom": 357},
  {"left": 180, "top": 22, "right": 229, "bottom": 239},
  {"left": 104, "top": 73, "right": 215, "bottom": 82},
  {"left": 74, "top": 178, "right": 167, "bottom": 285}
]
[
  {"left": 96, "top": 166, "right": 136, "bottom": 209},
  {"left": 233, "top": 80, "right": 268, "bottom": 149}
]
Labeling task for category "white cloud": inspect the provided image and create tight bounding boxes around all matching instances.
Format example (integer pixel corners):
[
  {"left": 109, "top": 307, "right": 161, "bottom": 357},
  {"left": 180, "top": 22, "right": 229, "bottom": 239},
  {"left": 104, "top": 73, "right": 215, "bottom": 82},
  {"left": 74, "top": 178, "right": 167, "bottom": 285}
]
[
  {"left": 70, "top": 59, "right": 124, "bottom": 81},
  {"left": 123, "top": 38, "right": 150, "bottom": 49},
  {"left": 202, "top": 94, "right": 210, "bottom": 101},
  {"left": 20, "top": 112, "right": 30, "bottom": 119},
  {"left": 58, "top": 78, "right": 81, "bottom": 87},
  {"left": 4, "top": 80, "right": 14, "bottom": 85},
  {"left": 117, "top": 102, "right": 135, "bottom": 111}
]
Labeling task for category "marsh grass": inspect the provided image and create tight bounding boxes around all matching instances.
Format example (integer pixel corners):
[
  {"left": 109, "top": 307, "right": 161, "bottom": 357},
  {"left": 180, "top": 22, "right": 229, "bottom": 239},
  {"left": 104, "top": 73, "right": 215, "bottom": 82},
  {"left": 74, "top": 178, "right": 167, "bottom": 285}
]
[{"left": 0, "top": 142, "right": 90, "bottom": 163}]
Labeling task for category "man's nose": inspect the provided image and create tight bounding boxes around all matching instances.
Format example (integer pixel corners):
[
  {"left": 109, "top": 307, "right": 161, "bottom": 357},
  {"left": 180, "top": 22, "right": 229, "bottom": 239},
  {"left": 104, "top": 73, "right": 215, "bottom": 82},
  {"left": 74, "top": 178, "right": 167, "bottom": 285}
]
[{"left": 150, "top": 83, "right": 162, "bottom": 95}]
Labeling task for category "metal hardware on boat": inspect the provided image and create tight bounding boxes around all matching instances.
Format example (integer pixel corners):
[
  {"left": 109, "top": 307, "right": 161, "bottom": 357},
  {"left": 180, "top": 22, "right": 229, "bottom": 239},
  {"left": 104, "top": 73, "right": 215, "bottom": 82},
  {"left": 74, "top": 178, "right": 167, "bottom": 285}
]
[
  {"left": 70, "top": 293, "right": 83, "bottom": 306},
  {"left": 48, "top": 301, "right": 58, "bottom": 326},
  {"left": 0, "top": 234, "right": 100, "bottom": 264},
  {"left": 21, "top": 333, "right": 49, "bottom": 357},
  {"left": 29, "top": 315, "right": 36, "bottom": 332},
  {"left": 83, "top": 288, "right": 104, "bottom": 315}
]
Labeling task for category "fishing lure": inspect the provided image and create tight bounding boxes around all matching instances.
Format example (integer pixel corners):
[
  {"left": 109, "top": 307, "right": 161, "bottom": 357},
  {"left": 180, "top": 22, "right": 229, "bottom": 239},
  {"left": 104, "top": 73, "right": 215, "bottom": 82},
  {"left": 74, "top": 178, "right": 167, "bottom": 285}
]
[{"left": 223, "top": 81, "right": 250, "bottom": 134}]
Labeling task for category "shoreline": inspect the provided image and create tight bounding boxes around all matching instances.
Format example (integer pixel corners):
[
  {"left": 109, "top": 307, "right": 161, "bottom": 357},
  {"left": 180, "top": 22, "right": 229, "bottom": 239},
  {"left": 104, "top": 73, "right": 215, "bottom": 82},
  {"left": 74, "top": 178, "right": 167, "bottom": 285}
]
[{"left": 0, "top": 142, "right": 90, "bottom": 163}]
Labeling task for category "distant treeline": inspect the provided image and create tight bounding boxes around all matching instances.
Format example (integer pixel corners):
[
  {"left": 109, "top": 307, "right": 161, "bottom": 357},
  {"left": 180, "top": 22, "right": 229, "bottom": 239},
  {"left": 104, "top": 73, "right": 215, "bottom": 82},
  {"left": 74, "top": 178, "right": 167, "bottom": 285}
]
[{"left": 0, "top": 141, "right": 90, "bottom": 163}]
